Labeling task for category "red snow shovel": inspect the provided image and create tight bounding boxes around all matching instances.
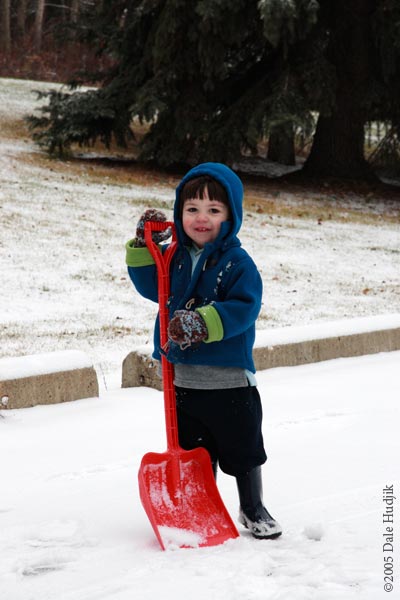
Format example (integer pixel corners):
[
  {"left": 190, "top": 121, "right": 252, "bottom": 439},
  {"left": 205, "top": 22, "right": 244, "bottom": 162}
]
[{"left": 138, "top": 220, "right": 239, "bottom": 550}]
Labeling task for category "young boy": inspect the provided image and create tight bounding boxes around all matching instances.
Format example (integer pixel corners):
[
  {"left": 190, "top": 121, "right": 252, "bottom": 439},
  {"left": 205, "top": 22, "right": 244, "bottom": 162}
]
[{"left": 126, "top": 162, "right": 282, "bottom": 539}]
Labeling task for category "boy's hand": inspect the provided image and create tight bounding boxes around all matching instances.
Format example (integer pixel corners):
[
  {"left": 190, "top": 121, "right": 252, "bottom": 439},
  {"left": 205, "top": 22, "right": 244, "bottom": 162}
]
[
  {"left": 168, "top": 310, "right": 208, "bottom": 349},
  {"left": 134, "top": 209, "right": 171, "bottom": 247}
]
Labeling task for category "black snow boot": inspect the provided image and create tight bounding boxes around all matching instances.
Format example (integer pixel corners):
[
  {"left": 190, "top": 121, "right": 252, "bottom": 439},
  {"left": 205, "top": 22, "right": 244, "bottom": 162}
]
[{"left": 236, "top": 466, "right": 282, "bottom": 539}]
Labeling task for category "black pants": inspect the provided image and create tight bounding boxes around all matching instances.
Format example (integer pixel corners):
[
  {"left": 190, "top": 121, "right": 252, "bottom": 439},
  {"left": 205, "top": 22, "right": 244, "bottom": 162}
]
[{"left": 175, "top": 385, "right": 267, "bottom": 476}]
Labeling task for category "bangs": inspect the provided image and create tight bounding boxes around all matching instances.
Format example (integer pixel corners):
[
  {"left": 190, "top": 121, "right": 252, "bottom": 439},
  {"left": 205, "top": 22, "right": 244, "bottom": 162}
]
[{"left": 180, "top": 175, "right": 228, "bottom": 206}]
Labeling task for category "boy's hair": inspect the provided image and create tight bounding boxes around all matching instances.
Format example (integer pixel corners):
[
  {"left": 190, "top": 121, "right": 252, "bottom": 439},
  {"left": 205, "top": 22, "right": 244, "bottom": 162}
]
[{"left": 179, "top": 175, "right": 230, "bottom": 217}]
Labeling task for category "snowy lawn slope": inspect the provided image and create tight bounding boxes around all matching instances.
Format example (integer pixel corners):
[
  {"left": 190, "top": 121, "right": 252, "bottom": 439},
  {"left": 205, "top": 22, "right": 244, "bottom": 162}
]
[
  {"left": 1, "top": 77, "right": 400, "bottom": 386},
  {"left": 1, "top": 351, "right": 399, "bottom": 600}
]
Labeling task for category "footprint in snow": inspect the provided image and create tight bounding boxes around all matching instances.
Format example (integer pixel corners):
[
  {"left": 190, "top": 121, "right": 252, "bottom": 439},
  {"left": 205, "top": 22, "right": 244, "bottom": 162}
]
[
  {"left": 14, "top": 520, "right": 95, "bottom": 578},
  {"left": 47, "top": 461, "right": 129, "bottom": 481},
  {"left": 17, "top": 552, "right": 73, "bottom": 577}
]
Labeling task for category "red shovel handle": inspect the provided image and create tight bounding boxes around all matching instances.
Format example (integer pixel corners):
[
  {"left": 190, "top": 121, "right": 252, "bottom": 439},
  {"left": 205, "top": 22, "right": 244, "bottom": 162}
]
[{"left": 144, "top": 221, "right": 179, "bottom": 450}]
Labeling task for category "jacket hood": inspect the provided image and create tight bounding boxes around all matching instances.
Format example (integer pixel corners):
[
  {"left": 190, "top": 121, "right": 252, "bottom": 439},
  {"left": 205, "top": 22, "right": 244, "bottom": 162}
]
[{"left": 174, "top": 162, "right": 243, "bottom": 248}]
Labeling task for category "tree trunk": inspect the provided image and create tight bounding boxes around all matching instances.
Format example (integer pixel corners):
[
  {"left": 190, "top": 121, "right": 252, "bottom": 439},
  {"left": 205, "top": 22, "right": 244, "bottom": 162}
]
[
  {"left": 34, "top": 0, "right": 46, "bottom": 52},
  {"left": 0, "top": 0, "right": 11, "bottom": 53},
  {"left": 69, "top": 0, "right": 80, "bottom": 41},
  {"left": 71, "top": 0, "right": 80, "bottom": 24},
  {"left": 303, "top": 94, "right": 374, "bottom": 180},
  {"left": 16, "top": 0, "right": 29, "bottom": 39},
  {"left": 267, "top": 122, "right": 295, "bottom": 166},
  {"left": 303, "top": 0, "right": 378, "bottom": 181}
]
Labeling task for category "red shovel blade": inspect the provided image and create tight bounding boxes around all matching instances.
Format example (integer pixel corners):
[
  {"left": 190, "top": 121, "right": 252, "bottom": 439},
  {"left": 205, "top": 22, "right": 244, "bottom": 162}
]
[{"left": 138, "top": 447, "right": 239, "bottom": 550}]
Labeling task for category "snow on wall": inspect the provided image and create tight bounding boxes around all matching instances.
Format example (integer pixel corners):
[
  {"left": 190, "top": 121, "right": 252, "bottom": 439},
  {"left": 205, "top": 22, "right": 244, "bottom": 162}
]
[
  {"left": 0, "top": 350, "right": 94, "bottom": 381},
  {"left": 254, "top": 312, "right": 400, "bottom": 347}
]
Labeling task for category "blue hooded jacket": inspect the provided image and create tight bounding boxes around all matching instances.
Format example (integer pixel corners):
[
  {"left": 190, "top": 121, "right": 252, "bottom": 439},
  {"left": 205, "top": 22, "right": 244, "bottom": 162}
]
[{"left": 126, "top": 162, "right": 262, "bottom": 372}]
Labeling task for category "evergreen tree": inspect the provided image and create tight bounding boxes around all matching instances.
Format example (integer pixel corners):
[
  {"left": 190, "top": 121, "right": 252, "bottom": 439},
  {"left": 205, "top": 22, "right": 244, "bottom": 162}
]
[
  {"left": 301, "top": 0, "right": 383, "bottom": 180},
  {"left": 27, "top": 0, "right": 400, "bottom": 181}
]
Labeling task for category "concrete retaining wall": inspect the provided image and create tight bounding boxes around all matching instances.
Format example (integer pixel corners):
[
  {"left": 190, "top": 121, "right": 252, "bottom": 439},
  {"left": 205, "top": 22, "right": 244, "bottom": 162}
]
[
  {"left": 122, "top": 350, "right": 162, "bottom": 391},
  {"left": 122, "top": 314, "right": 400, "bottom": 389},
  {"left": 253, "top": 327, "right": 400, "bottom": 371},
  {"left": 0, "top": 350, "right": 99, "bottom": 410}
]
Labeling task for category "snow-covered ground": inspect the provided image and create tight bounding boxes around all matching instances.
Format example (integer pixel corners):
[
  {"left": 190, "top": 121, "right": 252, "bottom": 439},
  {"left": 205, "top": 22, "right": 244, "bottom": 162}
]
[
  {"left": 1, "top": 351, "right": 399, "bottom": 599},
  {"left": 1, "top": 77, "right": 400, "bottom": 599},
  {"left": 1, "top": 77, "right": 400, "bottom": 386}
]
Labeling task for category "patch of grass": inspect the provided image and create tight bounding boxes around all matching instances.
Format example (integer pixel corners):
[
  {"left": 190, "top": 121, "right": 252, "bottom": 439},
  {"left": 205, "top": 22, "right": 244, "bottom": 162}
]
[
  {"left": 8, "top": 114, "right": 400, "bottom": 225},
  {"left": 367, "top": 246, "right": 400, "bottom": 254},
  {"left": 0, "top": 117, "right": 30, "bottom": 140},
  {"left": 244, "top": 193, "right": 400, "bottom": 225},
  {"left": 21, "top": 147, "right": 180, "bottom": 190}
]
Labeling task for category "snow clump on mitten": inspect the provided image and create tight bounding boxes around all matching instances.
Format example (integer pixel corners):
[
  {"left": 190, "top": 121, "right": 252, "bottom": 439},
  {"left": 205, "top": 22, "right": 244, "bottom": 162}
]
[
  {"left": 168, "top": 310, "right": 208, "bottom": 349},
  {"left": 134, "top": 209, "right": 171, "bottom": 247}
]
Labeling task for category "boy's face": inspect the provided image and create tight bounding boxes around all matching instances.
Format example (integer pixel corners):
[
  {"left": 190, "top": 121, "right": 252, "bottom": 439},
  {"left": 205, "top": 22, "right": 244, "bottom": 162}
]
[{"left": 182, "top": 187, "right": 230, "bottom": 248}]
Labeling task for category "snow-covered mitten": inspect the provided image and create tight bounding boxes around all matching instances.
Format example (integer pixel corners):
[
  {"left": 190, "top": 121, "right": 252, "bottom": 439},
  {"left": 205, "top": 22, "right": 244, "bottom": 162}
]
[
  {"left": 134, "top": 209, "right": 171, "bottom": 248},
  {"left": 168, "top": 310, "right": 208, "bottom": 349}
]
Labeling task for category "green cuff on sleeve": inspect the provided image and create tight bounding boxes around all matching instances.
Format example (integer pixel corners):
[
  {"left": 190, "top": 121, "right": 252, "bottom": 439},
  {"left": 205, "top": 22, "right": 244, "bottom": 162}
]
[
  {"left": 125, "top": 239, "right": 155, "bottom": 267},
  {"left": 196, "top": 305, "right": 224, "bottom": 343}
]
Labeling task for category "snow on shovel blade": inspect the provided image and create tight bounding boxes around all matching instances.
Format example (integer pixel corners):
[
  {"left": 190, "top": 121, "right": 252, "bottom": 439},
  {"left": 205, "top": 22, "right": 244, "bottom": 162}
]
[{"left": 138, "top": 447, "right": 239, "bottom": 550}]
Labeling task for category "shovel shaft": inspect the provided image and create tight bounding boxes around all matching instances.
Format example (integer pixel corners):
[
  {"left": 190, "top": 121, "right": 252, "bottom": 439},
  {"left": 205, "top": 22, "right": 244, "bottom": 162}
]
[{"left": 144, "top": 221, "right": 179, "bottom": 451}]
